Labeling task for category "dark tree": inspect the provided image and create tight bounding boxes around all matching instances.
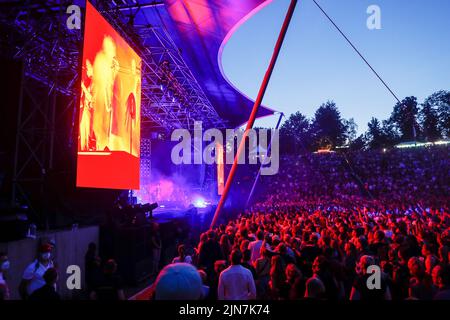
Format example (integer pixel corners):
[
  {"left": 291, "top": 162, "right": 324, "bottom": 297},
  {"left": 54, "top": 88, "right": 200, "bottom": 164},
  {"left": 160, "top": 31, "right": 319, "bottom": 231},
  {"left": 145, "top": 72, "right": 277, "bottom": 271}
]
[
  {"left": 382, "top": 119, "right": 401, "bottom": 147},
  {"left": 423, "top": 90, "right": 450, "bottom": 138},
  {"left": 389, "top": 96, "right": 420, "bottom": 141},
  {"left": 311, "top": 101, "right": 346, "bottom": 148},
  {"left": 343, "top": 118, "right": 358, "bottom": 144},
  {"left": 381, "top": 119, "right": 400, "bottom": 147},
  {"left": 365, "top": 117, "right": 400, "bottom": 149},
  {"left": 349, "top": 134, "right": 367, "bottom": 151},
  {"left": 419, "top": 100, "right": 441, "bottom": 141},
  {"left": 366, "top": 117, "right": 383, "bottom": 149},
  {"left": 280, "top": 111, "right": 311, "bottom": 153}
]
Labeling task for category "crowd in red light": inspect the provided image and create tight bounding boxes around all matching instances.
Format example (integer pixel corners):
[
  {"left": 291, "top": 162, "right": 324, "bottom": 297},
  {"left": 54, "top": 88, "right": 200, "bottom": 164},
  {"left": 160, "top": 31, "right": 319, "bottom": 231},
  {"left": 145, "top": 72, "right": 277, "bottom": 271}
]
[{"left": 150, "top": 146, "right": 449, "bottom": 300}]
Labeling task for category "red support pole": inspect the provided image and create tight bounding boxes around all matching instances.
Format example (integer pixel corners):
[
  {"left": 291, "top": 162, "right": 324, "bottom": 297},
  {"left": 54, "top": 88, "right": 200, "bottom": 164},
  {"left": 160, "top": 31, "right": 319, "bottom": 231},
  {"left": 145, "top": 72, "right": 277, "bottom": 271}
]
[{"left": 210, "top": 0, "right": 298, "bottom": 229}]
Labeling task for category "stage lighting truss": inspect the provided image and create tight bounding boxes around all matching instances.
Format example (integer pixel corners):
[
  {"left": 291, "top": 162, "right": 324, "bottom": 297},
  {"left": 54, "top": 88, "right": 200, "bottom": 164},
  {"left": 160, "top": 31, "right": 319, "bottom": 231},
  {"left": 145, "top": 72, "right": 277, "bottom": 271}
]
[
  {"left": 0, "top": 0, "right": 226, "bottom": 214},
  {"left": 0, "top": 0, "right": 81, "bottom": 96},
  {"left": 0, "top": 0, "right": 226, "bottom": 132},
  {"left": 93, "top": 0, "right": 227, "bottom": 132},
  {"left": 140, "top": 138, "right": 152, "bottom": 182},
  {"left": 0, "top": 1, "right": 81, "bottom": 215},
  {"left": 138, "top": 25, "right": 227, "bottom": 131}
]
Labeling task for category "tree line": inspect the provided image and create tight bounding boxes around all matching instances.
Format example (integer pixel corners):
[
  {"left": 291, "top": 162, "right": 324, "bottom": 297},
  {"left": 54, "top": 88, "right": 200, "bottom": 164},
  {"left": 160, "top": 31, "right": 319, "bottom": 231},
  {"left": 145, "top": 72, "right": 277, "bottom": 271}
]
[{"left": 279, "top": 90, "right": 450, "bottom": 153}]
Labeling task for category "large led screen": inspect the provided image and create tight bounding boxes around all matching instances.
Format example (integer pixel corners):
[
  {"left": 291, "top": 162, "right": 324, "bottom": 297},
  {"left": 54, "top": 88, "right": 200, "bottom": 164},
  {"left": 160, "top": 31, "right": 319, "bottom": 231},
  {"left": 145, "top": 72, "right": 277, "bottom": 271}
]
[{"left": 76, "top": 1, "right": 141, "bottom": 190}]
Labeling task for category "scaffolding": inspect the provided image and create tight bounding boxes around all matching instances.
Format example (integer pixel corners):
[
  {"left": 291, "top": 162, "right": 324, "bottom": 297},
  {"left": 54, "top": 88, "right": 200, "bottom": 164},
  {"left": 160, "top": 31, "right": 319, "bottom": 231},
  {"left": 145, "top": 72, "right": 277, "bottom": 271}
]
[
  {"left": 0, "top": 0, "right": 226, "bottom": 217},
  {"left": 92, "top": 0, "right": 227, "bottom": 131},
  {"left": 0, "top": 1, "right": 80, "bottom": 220}
]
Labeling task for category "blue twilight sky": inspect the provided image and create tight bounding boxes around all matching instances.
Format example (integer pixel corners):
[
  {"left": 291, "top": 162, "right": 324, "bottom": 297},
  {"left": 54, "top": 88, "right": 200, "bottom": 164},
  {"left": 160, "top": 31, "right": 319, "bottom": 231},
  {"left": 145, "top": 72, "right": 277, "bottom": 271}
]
[{"left": 222, "top": 0, "right": 450, "bottom": 134}]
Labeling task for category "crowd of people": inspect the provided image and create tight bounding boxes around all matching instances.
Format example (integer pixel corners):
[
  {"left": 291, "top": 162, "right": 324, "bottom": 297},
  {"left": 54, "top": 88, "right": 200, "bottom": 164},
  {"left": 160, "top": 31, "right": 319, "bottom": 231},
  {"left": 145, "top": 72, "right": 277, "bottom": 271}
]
[
  {"left": 151, "top": 204, "right": 449, "bottom": 300},
  {"left": 258, "top": 146, "right": 449, "bottom": 209},
  {"left": 0, "top": 146, "right": 448, "bottom": 300},
  {"left": 1, "top": 244, "right": 60, "bottom": 300},
  {"left": 0, "top": 242, "right": 128, "bottom": 301},
  {"left": 149, "top": 146, "right": 449, "bottom": 300}
]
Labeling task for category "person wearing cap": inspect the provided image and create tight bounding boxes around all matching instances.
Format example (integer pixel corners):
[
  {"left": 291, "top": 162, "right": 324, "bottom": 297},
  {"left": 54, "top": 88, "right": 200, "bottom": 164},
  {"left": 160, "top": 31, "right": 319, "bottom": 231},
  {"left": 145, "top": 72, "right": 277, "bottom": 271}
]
[
  {"left": 19, "top": 243, "right": 54, "bottom": 299},
  {"left": 0, "top": 252, "right": 10, "bottom": 300}
]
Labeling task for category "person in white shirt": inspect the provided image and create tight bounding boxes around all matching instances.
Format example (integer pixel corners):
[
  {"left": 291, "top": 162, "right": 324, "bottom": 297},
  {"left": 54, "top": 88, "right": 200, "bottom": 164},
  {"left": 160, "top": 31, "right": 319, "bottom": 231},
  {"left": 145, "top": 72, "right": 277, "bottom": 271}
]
[
  {"left": 218, "top": 249, "right": 256, "bottom": 300},
  {"left": 19, "top": 244, "right": 54, "bottom": 299},
  {"left": 248, "top": 231, "right": 264, "bottom": 264}
]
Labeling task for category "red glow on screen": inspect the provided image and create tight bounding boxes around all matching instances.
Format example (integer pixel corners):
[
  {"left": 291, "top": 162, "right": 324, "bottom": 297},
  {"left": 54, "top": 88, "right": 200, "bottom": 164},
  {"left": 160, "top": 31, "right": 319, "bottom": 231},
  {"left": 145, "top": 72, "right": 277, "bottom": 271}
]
[{"left": 76, "top": 2, "right": 141, "bottom": 190}]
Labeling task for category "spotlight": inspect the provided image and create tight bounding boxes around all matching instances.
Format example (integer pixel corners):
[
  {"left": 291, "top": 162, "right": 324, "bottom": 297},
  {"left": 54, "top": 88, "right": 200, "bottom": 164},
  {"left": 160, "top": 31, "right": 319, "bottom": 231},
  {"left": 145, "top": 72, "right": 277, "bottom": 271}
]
[
  {"left": 142, "top": 202, "right": 159, "bottom": 212},
  {"left": 193, "top": 197, "right": 207, "bottom": 208}
]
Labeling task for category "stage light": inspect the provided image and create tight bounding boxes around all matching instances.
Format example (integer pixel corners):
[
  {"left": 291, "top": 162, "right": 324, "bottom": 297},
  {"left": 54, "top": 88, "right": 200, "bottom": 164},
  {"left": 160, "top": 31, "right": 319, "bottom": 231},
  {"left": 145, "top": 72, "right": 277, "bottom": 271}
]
[
  {"left": 141, "top": 202, "right": 159, "bottom": 212},
  {"left": 120, "top": 202, "right": 158, "bottom": 225},
  {"left": 193, "top": 197, "right": 207, "bottom": 208}
]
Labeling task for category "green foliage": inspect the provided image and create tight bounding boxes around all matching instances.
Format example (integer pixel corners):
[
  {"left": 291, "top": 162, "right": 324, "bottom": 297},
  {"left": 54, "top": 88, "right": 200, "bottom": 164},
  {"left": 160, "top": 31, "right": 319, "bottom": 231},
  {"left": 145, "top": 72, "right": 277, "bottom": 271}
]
[
  {"left": 389, "top": 96, "right": 420, "bottom": 141},
  {"left": 423, "top": 90, "right": 450, "bottom": 138},
  {"left": 280, "top": 111, "right": 311, "bottom": 153},
  {"left": 310, "top": 101, "right": 347, "bottom": 148},
  {"left": 278, "top": 91, "right": 448, "bottom": 154}
]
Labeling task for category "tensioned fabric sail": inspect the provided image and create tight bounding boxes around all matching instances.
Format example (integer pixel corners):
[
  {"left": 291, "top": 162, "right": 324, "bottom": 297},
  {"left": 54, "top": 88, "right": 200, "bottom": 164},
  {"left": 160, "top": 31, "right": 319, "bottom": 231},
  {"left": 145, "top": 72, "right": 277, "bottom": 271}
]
[{"left": 160, "top": 0, "right": 277, "bottom": 127}]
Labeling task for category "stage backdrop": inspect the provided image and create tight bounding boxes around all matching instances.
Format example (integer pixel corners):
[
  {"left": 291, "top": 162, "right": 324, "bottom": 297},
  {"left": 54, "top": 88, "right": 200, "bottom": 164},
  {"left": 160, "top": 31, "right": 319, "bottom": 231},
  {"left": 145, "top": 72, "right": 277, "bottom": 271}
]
[{"left": 76, "top": 1, "right": 141, "bottom": 190}]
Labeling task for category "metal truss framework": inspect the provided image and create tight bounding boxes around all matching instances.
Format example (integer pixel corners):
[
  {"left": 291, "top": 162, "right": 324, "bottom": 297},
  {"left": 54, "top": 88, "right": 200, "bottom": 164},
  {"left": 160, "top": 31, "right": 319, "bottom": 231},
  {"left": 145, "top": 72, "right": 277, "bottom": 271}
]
[
  {"left": 11, "top": 74, "right": 77, "bottom": 219},
  {"left": 0, "top": 0, "right": 227, "bottom": 133},
  {"left": 138, "top": 24, "right": 227, "bottom": 131},
  {"left": 93, "top": 0, "right": 227, "bottom": 132},
  {"left": 0, "top": 0, "right": 226, "bottom": 213},
  {"left": 0, "top": 1, "right": 81, "bottom": 96},
  {"left": 0, "top": 1, "right": 80, "bottom": 215}
]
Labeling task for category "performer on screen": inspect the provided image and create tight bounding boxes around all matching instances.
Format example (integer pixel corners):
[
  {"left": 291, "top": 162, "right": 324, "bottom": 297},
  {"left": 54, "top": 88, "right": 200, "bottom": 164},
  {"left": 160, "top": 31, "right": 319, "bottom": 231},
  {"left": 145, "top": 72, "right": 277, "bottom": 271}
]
[
  {"left": 125, "top": 59, "right": 141, "bottom": 156},
  {"left": 125, "top": 91, "right": 136, "bottom": 155},
  {"left": 79, "top": 59, "right": 95, "bottom": 151},
  {"left": 109, "top": 56, "right": 122, "bottom": 149},
  {"left": 92, "top": 36, "right": 117, "bottom": 151}
]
